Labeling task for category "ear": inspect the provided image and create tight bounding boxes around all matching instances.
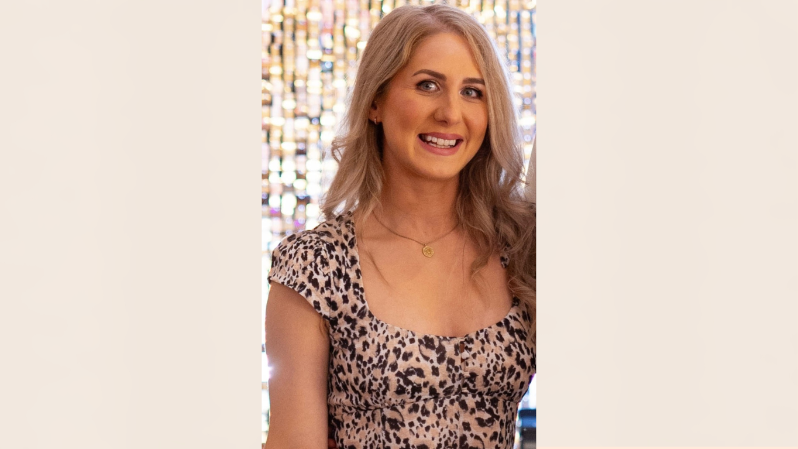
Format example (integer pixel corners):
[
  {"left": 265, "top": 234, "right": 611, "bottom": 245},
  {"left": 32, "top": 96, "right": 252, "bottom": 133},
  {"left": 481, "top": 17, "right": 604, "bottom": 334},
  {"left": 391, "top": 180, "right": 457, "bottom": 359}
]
[{"left": 369, "top": 100, "right": 379, "bottom": 122}]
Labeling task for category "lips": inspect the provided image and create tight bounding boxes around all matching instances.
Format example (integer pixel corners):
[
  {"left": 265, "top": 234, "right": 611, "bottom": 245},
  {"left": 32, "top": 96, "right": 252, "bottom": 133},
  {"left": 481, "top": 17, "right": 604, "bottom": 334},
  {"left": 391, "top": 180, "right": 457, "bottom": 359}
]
[
  {"left": 419, "top": 133, "right": 459, "bottom": 148},
  {"left": 417, "top": 133, "right": 463, "bottom": 155},
  {"left": 418, "top": 132, "right": 464, "bottom": 150}
]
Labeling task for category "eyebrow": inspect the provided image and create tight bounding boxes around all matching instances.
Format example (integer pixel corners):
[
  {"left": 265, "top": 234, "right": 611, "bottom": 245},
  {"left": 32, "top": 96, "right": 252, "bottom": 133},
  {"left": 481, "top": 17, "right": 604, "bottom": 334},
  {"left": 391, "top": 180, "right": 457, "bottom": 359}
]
[{"left": 412, "top": 69, "right": 485, "bottom": 85}]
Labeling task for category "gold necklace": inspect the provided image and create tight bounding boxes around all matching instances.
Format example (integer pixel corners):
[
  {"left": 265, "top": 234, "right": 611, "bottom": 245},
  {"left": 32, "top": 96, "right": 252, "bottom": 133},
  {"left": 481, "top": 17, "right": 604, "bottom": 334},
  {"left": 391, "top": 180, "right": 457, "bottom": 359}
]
[{"left": 372, "top": 213, "right": 460, "bottom": 258}]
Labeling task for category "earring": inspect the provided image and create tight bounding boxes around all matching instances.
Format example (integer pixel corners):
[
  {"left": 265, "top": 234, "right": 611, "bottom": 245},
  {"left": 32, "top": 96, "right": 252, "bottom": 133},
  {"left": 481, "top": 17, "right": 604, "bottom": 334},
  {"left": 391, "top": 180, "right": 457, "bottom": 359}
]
[{"left": 371, "top": 118, "right": 379, "bottom": 125}]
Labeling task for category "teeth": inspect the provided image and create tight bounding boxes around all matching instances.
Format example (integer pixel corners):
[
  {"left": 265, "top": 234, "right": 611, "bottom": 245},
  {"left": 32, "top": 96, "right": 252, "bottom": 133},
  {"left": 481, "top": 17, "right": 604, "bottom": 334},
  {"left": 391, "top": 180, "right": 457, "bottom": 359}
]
[{"left": 421, "top": 134, "right": 457, "bottom": 147}]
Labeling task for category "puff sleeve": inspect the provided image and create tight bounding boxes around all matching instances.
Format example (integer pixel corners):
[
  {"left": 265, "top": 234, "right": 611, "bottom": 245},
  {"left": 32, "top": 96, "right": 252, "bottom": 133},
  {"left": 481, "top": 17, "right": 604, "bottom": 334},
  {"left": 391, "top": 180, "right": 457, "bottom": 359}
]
[{"left": 268, "top": 232, "right": 334, "bottom": 321}]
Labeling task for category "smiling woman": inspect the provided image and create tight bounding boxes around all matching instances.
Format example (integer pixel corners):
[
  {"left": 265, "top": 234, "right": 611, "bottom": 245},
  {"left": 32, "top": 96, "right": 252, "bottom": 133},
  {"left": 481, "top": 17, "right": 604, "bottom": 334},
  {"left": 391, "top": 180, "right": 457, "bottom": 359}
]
[
  {"left": 372, "top": 33, "right": 488, "bottom": 182},
  {"left": 265, "top": 4, "right": 535, "bottom": 449}
]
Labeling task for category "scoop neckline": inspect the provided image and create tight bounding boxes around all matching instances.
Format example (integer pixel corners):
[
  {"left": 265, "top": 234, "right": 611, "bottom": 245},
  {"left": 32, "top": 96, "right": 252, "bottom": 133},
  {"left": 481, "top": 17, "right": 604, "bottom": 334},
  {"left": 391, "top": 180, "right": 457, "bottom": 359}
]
[{"left": 342, "top": 211, "right": 519, "bottom": 340}]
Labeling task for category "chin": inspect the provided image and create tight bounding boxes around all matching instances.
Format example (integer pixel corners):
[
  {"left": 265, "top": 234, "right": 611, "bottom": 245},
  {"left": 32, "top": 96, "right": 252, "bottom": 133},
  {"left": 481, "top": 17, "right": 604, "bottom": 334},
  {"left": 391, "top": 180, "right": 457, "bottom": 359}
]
[{"left": 415, "top": 166, "right": 464, "bottom": 182}]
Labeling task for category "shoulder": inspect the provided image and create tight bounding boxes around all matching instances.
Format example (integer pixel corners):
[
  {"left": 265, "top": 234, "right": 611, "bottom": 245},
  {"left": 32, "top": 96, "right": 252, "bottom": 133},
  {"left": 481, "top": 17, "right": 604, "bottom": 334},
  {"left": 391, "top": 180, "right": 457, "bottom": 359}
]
[
  {"left": 269, "top": 213, "right": 353, "bottom": 320},
  {"left": 269, "top": 212, "right": 355, "bottom": 287},
  {"left": 272, "top": 213, "right": 352, "bottom": 263}
]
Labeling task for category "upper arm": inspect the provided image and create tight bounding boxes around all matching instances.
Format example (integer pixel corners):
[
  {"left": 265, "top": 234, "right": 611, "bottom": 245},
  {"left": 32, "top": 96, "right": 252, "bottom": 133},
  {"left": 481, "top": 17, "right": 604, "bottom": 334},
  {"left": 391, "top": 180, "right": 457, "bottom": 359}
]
[{"left": 264, "top": 282, "right": 330, "bottom": 449}]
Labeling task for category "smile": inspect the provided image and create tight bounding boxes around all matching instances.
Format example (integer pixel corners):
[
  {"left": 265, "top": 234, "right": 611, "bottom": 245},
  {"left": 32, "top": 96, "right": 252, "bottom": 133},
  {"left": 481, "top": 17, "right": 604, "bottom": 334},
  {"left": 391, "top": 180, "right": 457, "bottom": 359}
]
[
  {"left": 419, "top": 133, "right": 462, "bottom": 149},
  {"left": 417, "top": 133, "right": 463, "bottom": 156}
]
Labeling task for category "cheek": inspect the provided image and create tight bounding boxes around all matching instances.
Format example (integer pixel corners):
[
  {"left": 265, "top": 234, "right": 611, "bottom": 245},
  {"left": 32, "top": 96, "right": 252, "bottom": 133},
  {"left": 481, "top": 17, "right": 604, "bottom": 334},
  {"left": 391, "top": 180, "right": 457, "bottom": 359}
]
[
  {"left": 385, "top": 99, "right": 424, "bottom": 139},
  {"left": 478, "top": 118, "right": 488, "bottom": 138},
  {"left": 469, "top": 110, "right": 489, "bottom": 142}
]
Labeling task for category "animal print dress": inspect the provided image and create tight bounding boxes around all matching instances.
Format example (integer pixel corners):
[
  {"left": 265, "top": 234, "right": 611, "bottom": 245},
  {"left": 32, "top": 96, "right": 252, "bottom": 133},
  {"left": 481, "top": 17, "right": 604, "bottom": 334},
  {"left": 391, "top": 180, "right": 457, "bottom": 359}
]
[{"left": 268, "top": 212, "right": 536, "bottom": 449}]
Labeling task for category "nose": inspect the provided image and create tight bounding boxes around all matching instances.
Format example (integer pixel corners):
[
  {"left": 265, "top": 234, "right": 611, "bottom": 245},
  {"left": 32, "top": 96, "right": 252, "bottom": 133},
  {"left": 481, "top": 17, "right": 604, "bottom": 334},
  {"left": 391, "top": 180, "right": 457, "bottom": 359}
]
[{"left": 433, "top": 92, "right": 462, "bottom": 126}]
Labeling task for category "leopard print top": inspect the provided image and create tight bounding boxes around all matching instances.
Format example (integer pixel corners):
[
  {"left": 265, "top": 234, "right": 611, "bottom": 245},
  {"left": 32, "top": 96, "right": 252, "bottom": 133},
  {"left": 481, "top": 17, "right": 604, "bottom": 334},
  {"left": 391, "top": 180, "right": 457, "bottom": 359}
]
[{"left": 268, "top": 212, "right": 536, "bottom": 449}]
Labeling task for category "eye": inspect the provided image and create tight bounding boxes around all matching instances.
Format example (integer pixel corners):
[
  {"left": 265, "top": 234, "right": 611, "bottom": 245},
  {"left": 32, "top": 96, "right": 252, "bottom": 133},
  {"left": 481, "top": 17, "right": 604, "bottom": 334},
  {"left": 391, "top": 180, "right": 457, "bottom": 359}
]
[
  {"left": 417, "top": 80, "right": 439, "bottom": 92},
  {"left": 462, "top": 86, "right": 484, "bottom": 99}
]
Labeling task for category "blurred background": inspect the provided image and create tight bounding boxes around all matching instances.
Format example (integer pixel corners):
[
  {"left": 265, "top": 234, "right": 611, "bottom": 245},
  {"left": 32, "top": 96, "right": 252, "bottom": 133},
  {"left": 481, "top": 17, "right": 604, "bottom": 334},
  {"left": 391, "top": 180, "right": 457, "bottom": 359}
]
[{"left": 261, "top": 0, "right": 536, "bottom": 446}]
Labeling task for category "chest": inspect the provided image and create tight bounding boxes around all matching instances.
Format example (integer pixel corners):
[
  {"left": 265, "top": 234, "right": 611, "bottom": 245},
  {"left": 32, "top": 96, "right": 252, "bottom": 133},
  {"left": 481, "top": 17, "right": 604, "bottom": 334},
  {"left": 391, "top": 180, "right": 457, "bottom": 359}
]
[
  {"left": 323, "top": 221, "right": 535, "bottom": 410},
  {"left": 357, "top": 239, "right": 513, "bottom": 338}
]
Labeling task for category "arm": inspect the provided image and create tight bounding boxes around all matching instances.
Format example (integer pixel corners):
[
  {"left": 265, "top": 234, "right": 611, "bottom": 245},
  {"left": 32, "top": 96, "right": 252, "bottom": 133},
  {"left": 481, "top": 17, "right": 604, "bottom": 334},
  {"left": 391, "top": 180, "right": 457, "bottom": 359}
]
[{"left": 264, "top": 282, "right": 330, "bottom": 449}]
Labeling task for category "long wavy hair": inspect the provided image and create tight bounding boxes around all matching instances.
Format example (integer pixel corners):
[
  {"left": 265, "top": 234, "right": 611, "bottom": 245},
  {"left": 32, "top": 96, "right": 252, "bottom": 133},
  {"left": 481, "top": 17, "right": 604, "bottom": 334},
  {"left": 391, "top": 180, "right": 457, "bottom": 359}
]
[{"left": 321, "top": 4, "right": 536, "bottom": 337}]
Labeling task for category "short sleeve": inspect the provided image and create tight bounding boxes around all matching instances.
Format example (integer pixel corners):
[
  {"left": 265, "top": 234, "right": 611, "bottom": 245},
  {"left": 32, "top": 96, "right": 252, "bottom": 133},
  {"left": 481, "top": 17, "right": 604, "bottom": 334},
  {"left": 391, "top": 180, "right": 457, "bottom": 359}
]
[{"left": 268, "top": 232, "right": 333, "bottom": 321}]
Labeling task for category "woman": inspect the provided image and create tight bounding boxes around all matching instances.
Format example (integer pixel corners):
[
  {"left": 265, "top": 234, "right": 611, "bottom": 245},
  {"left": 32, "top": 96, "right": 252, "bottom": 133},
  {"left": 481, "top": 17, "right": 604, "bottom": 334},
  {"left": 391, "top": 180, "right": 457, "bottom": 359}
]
[{"left": 265, "top": 4, "right": 535, "bottom": 448}]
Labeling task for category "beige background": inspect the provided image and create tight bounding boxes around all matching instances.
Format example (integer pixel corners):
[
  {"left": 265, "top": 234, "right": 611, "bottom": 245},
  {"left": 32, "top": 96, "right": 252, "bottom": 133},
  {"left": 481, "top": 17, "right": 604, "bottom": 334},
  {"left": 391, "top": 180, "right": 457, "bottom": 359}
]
[
  {"left": 538, "top": 0, "right": 798, "bottom": 446},
  {"left": 0, "top": 1, "right": 262, "bottom": 448},
  {"left": 0, "top": 0, "right": 796, "bottom": 448}
]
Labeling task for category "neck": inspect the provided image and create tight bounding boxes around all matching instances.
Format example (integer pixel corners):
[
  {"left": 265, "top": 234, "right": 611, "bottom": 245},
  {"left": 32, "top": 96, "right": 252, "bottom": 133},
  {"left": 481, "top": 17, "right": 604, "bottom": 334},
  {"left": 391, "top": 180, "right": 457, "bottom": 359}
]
[{"left": 374, "top": 172, "right": 460, "bottom": 239}]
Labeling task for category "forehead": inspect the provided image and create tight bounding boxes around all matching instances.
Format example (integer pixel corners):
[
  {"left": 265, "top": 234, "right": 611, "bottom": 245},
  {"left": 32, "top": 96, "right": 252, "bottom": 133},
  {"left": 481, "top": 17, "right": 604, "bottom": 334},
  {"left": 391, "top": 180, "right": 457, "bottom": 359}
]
[{"left": 401, "top": 32, "right": 483, "bottom": 78}]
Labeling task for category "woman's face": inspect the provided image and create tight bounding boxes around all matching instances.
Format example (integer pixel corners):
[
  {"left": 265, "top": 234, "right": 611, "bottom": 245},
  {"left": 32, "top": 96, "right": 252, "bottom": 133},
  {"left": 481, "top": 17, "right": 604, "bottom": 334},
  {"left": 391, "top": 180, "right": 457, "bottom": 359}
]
[{"left": 372, "top": 32, "right": 488, "bottom": 183}]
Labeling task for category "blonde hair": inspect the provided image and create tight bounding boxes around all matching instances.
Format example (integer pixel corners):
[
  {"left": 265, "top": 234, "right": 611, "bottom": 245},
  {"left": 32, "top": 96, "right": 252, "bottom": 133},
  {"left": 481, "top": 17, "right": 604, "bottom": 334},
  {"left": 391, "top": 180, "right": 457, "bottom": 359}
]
[{"left": 321, "top": 4, "right": 536, "bottom": 334}]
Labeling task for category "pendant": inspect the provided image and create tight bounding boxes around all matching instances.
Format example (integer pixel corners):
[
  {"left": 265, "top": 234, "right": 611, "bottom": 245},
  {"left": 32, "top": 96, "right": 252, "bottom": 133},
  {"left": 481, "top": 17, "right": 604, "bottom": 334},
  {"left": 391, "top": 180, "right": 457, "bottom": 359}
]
[{"left": 422, "top": 245, "right": 434, "bottom": 258}]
